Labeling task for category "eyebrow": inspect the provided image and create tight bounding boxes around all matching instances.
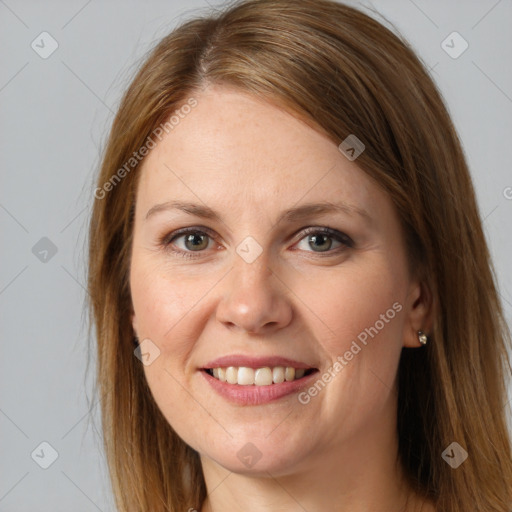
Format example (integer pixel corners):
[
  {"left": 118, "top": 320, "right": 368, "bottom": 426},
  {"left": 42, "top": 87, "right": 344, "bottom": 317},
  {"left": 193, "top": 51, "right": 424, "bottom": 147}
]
[{"left": 145, "top": 200, "right": 372, "bottom": 225}]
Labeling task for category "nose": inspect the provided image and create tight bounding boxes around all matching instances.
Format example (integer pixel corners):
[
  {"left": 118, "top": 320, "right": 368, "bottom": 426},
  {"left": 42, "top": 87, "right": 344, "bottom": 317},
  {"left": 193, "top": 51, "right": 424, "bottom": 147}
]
[{"left": 215, "top": 250, "right": 293, "bottom": 335}]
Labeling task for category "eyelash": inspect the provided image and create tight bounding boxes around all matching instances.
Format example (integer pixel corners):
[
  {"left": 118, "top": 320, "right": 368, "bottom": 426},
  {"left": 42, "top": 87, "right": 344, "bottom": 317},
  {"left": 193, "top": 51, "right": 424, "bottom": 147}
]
[{"left": 159, "top": 226, "right": 354, "bottom": 260}]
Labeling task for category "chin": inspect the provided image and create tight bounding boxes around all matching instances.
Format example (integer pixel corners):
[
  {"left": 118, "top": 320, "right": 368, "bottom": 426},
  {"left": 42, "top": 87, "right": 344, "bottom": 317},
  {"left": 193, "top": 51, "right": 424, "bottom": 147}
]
[{"left": 197, "top": 432, "right": 312, "bottom": 477}]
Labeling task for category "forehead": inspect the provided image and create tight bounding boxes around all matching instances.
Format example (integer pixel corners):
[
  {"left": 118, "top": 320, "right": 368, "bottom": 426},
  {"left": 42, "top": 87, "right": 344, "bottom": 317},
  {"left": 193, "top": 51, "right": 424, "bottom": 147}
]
[{"left": 136, "top": 86, "right": 382, "bottom": 217}]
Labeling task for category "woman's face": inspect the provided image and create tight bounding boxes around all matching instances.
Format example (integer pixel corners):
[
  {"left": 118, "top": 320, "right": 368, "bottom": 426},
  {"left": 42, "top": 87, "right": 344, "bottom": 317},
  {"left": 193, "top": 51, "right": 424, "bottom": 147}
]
[{"left": 130, "top": 85, "right": 426, "bottom": 476}]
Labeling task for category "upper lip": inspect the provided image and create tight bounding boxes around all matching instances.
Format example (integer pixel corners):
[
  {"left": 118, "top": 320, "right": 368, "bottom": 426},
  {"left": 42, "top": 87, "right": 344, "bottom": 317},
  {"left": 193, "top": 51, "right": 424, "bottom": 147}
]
[{"left": 202, "top": 355, "right": 317, "bottom": 370}]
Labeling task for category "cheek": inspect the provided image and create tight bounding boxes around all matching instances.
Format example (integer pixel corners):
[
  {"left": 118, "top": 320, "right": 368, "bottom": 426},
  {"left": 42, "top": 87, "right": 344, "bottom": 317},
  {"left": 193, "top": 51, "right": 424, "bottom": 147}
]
[
  {"left": 297, "top": 261, "right": 405, "bottom": 356},
  {"left": 298, "top": 259, "right": 406, "bottom": 415},
  {"left": 130, "top": 260, "right": 208, "bottom": 421},
  {"left": 291, "top": 261, "right": 406, "bottom": 439},
  {"left": 131, "top": 262, "right": 206, "bottom": 357}
]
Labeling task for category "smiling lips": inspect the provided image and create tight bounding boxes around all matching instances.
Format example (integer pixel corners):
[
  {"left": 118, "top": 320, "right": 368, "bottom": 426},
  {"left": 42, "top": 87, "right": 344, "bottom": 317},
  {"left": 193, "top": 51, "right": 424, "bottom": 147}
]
[{"left": 201, "top": 355, "right": 319, "bottom": 404}]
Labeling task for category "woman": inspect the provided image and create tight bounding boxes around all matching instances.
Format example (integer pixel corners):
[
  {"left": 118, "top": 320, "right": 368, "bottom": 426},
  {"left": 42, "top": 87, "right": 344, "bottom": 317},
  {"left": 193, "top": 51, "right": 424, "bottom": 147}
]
[{"left": 87, "top": 0, "right": 512, "bottom": 510}]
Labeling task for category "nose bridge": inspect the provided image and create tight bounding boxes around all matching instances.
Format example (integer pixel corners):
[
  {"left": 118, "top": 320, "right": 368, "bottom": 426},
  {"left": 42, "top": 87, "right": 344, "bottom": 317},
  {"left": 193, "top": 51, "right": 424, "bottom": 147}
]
[
  {"left": 234, "top": 244, "right": 274, "bottom": 290},
  {"left": 215, "top": 238, "right": 292, "bottom": 334}
]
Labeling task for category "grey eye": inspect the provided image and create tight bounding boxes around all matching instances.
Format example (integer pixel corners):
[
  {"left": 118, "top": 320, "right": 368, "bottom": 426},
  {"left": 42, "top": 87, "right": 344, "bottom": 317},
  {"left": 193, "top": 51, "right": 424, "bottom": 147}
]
[
  {"left": 296, "top": 231, "right": 346, "bottom": 253},
  {"left": 173, "top": 232, "right": 212, "bottom": 252}
]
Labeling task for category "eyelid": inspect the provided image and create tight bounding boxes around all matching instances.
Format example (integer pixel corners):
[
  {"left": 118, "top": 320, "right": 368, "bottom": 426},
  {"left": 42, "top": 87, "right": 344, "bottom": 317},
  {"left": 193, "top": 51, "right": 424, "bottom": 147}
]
[
  {"left": 298, "top": 226, "right": 353, "bottom": 248},
  {"left": 161, "top": 225, "right": 216, "bottom": 244},
  {"left": 160, "top": 226, "right": 218, "bottom": 254}
]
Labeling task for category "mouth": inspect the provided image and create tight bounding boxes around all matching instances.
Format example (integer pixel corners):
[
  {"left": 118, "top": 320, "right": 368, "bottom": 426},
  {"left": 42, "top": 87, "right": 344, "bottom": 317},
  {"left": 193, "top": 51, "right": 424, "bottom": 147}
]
[
  {"left": 203, "top": 366, "right": 317, "bottom": 385},
  {"left": 200, "top": 356, "right": 320, "bottom": 405}
]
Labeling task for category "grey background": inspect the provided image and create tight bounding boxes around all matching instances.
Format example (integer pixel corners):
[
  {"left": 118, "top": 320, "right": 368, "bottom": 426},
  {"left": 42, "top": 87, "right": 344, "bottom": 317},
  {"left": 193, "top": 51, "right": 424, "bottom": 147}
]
[{"left": 1, "top": 0, "right": 511, "bottom": 510}]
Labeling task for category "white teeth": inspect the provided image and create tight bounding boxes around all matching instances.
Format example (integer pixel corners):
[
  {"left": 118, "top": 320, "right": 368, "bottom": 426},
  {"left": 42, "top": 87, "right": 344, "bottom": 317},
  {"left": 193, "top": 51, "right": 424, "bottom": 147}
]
[
  {"left": 254, "top": 367, "right": 273, "bottom": 386},
  {"left": 272, "top": 366, "right": 285, "bottom": 384},
  {"left": 285, "top": 367, "right": 295, "bottom": 382},
  {"left": 209, "top": 366, "right": 310, "bottom": 385},
  {"left": 226, "top": 366, "right": 238, "bottom": 384},
  {"left": 237, "top": 367, "right": 255, "bottom": 386}
]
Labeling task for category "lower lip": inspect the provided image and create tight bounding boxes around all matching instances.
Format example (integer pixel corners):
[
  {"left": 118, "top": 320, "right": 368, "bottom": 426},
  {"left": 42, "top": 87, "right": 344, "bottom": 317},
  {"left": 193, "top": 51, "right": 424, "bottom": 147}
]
[{"left": 200, "top": 370, "right": 319, "bottom": 405}]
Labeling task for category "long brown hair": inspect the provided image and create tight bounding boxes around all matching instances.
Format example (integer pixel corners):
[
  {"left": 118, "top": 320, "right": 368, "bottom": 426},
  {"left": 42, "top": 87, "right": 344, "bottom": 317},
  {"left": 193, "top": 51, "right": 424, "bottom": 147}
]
[{"left": 87, "top": 0, "right": 512, "bottom": 510}]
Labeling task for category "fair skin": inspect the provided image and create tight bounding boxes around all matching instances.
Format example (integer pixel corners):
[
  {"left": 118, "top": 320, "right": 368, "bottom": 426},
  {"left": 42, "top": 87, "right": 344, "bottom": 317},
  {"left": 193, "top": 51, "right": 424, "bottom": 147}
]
[{"left": 130, "top": 84, "right": 435, "bottom": 512}]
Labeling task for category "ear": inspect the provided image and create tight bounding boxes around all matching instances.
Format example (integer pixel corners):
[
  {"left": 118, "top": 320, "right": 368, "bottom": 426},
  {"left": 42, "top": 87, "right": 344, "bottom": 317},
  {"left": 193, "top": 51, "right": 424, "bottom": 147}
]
[{"left": 402, "top": 278, "right": 435, "bottom": 348}]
